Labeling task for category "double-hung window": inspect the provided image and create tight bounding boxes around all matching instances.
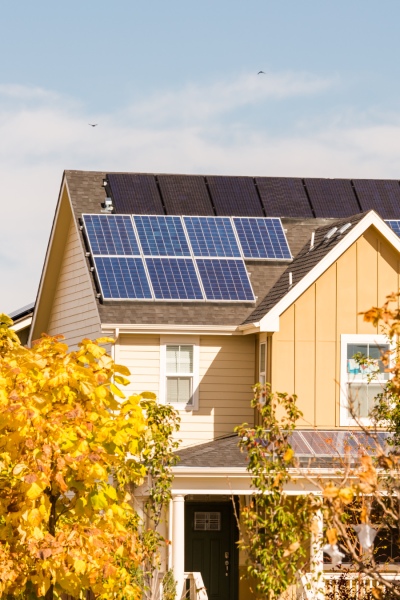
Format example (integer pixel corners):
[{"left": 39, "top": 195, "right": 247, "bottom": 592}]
[
  {"left": 160, "top": 336, "right": 199, "bottom": 411},
  {"left": 341, "top": 334, "right": 391, "bottom": 425},
  {"left": 259, "top": 342, "right": 266, "bottom": 384}
]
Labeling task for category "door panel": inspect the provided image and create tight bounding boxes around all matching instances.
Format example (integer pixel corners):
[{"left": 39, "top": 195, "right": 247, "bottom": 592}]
[{"left": 185, "top": 502, "right": 238, "bottom": 600}]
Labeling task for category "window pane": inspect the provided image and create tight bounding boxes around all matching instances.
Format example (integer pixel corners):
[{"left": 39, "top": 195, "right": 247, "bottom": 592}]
[
  {"left": 166, "top": 345, "right": 179, "bottom": 374},
  {"left": 260, "top": 343, "right": 266, "bottom": 374},
  {"left": 348, "top": 383, "right": 382, "bottom": 418},
  {"left": 167, "top": 377, "right": 192, "bottom": 403},
  {"left": 347, "top": 344, "right": 368, "bottom": 378},
  {"left": 347, "top": 342, "right": 390, "bottom": 381},
  {"left": 178, "top": 346, "right": 193, "bottom": 374},
  {"left": 369, "top": 343, "right": 390, "bottom": 380},
  {"left": 260, "top": 375, "right": 265, "bottom": 385}
]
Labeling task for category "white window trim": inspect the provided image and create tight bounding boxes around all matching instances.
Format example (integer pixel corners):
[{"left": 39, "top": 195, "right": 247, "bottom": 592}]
[
  {"left": 160, "top": 335, "right": 199, "bottom": 412},
  {"left": 340, "top": 333, "right": 393, "bottom": 427},
  {"left": 259, "top": 342, "right": 266, "bottom": 384}
]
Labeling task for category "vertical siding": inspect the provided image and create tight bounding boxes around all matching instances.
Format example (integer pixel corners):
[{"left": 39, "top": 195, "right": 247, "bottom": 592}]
[
  {"left": 47, "top": 219, "right": 101, "bottom": 349},
  {"left": 271, "top": 228, "right": 400, "bottom": 428}
]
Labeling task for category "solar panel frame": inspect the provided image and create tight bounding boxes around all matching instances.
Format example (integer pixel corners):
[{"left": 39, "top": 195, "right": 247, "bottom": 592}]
[
  {"left": 304, "top": 179, "right": 360, "bottom": 218},
  {"left": 107, "top": 173, "right": 164, "bottom": 214},
  {"left": 94, "top": 256, "right": 153, "bottom": 300},
  {"left": 207, "top": 176, "right": 264, "bottom": 217},
  {"left": 146, "top": 257, "right": 204, "bottom": 301},
  {"left": 353, "top": 179, "right": 400, "bottom": 219},
  {"left": 82, "top": 214, "right": 141, "bottom": 256},
  {"left": 233, "top": 217, "right": 292, "bottom": 261},
  {"left": 256, "top": 177, "right": 313, "bottom": 218},
  {"left": 133, "top": 215, "right": 191, "bottom": 257},
  {"left": 195, "top": 258, "right": 255, "bottom": 302},
  {"left": 183, "top": 216, "right": 241, "bottom": 258},
  {"left": 157, "top": 174, "right": 214, "bottom": 216}
]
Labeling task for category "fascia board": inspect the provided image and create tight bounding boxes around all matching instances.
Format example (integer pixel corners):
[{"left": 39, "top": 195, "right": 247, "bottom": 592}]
[
  {"left": 11, "top": 317, "right": 32, "bottom": 333},
  {"left": 260, "top": 212, "right": 399, "bottom": 332},
  {"left": 100, "top": 323, "right": 241, "bottom": 335}
]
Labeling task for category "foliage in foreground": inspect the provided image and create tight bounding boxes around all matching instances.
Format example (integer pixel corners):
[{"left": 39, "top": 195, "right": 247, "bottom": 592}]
[{"left": 0, "top": 314, "right": 180, "bottom": 600}]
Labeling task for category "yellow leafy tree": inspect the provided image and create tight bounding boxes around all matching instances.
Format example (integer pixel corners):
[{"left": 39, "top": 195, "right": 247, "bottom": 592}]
[{"left": 0, "top": 313, "right": 179, "bottom": 600}]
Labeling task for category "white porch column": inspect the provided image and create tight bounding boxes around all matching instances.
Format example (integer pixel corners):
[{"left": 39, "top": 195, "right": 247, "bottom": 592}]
[
  {"left": 172, "top": 494, "right": 185, "bottom": 598},
  {"left": 310, "top": 509, "right": 324, "bottom": 600}
]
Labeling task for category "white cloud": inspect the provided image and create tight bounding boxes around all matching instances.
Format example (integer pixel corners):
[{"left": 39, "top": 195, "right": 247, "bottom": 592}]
[{"left": 1, "top": 74, "right": 400, "bottom": 313}]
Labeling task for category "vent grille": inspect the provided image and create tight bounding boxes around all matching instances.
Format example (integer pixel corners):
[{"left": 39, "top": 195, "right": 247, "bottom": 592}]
[{"left": 194, "top": 512, "right": 221, "bottom": 531}]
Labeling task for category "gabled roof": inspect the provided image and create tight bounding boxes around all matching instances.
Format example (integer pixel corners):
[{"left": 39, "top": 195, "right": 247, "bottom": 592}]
[{"left": 241, "top": 210, "right": 400, "bottom": 332}]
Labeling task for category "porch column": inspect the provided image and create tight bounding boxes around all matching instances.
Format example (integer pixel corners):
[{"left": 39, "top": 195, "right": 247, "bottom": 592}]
[
  {"left": 172, "top": 494, "right": 185, "bottom": 598},
  {"left": 310, "top": 508, "right": 324, "bottom": 600}
]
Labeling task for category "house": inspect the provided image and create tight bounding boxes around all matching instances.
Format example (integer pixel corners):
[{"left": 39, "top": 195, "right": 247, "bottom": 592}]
[
  {"left": 9, "top": 301, "right": 35, "bottom": 346},
  {"left": 29, "top": 172, "right": 400, "bottom": 599}
]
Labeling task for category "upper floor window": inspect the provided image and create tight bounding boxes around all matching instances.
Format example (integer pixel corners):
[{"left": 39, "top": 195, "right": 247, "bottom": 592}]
[
  {"left": 259, "top": 342, "right": 266, "bottom": 384},
  {"left": 160, "top": 336, "right": 199, "bottom": 411},
  {"left": 341, "top": 334, "right": 391, "bottom": 425}
]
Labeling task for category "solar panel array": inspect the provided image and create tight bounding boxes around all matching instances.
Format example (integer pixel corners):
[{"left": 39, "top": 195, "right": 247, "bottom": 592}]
[
  {"left": 287, "top": 430, "right": 390, "bottom": 457},
  {"left": 256, "top": 177, "right": 313, "bottom": 218},
  {"left": 385, "top": 220, "right": 400, "bottom": 237},
  {"left": 353, "top": 180, "right": 400, "bottom": 219},
  {"left": 206, "top": 176, "right": 264, "bottom": 217},
  {"left": 304, "top": 179, "right": 360, "bottom": 218},
  {"left": 234, "top": 218, "right": 292, "bottom": 260},
  {"left": 158, "top": 175, "right": 214, "bottom": 216},
  {"left": 134, "top": 216, "right": 190, "bottom": 256},
  {"left": 107, "top": 174, "right": 164, "bottom": 214},
  {"left": 183, "top": 217, "right": 241, "bottom": 258},
  {"left": 83, "top": 214, "right": 140, "bottom": 256}
]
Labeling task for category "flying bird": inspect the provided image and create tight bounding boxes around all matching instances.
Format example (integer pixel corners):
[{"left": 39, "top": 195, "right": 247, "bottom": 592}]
[
  {"left": 89, "top": 124, "right": 98, "bottom": 127},
  {"left": 258, "top": 71, "right": 265, "bottom": 75}
]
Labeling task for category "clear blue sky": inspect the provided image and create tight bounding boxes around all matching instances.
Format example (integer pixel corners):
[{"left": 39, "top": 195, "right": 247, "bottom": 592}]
[{"left": 2, "top": 0, "right": 400, "bottom": 312}]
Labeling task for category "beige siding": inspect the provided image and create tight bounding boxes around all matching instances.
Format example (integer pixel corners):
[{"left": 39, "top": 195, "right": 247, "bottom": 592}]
[
  {"left": 116, "top": 334, "right": 255, "bottom": 448},
  {"left": 47, "top": 219, "right": 101, "bottom": 349},
  {"left": 271, "top": 226, "right": 400, "bottom": 428}
]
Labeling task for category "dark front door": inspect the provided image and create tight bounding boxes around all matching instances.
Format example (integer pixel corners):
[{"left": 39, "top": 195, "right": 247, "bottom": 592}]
[{"left": 185, "top": 501, "right": 238, "bottom": 600}]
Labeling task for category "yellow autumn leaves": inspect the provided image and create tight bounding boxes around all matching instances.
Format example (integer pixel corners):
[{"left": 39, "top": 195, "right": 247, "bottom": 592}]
[{"left": 0, "top": 314, "right": 163, "bottom": 600}]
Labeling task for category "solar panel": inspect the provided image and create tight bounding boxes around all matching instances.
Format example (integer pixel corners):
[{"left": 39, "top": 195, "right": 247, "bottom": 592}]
[
  {"left": 196, "top": 259, "right": 255, "bottom": 301},
  {"left": 107, "top": 174, "right": 164, "bottom": 214},
  {"left": 386, "top": 221, "right": 400, "bottom": 236},
  {"left": 158, "top": 175, "right": 214, "bottom": 216},
  {"left": 94, "top": 257, "right": 152, "bottom": 300},
  {"left": 83, "top": 214, "right": 140, "bottom": 256},
  {"left": 207, "top": 176, "right": 264, "bottom": 217},
  {"left": 134, "top": 216, "right": 191, "bottom": 257},
  {"left": 183, "top": 216, "right": 241, "bottom": 257},
  {"left": 304, "top": 179, "right": 360, "bottom": 218},
  {"left": 233, "top": 218, "right": 292, "bottom": 260},
  {"left": 146, "top": 258, "right": 203, "bottom": 300},
  {"left": 353, "top": 180, "right": 400, "bottom": 219},
  {"left": 256, "top": 177, "right": 313, "bottom": 218}
]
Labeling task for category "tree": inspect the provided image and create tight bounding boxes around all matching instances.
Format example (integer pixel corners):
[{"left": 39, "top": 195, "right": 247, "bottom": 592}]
[
  {"left": 0, "top": 313, "right": 180, "bottom": 600},
  {"left": 235, "top": 292, "right": 400, "bottom": 599}
]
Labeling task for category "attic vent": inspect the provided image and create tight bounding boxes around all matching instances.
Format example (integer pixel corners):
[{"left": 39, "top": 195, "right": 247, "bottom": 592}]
[
  {"left": 337, "top": 223, "right": 351, "bottom": 235},
  {"left": 194, "top": 512, "right": 221, "bottom": 531},
  {"left": 101, "top": 198, "right": 114, "bottom": 213},
  {"left": 324, "top": 227, "right": 337, "bottom": 240}
]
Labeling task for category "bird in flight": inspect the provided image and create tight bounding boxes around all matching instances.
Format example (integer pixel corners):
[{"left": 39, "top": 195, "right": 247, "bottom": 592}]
[
  {"left": 258, "top": 71, "right": 265, "bottom": 75},
  {"left": 89, "top": 124, "right": 98, "bottom": 127}
]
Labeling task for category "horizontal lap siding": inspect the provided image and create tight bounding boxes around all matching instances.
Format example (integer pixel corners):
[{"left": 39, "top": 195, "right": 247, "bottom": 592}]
[
  {"left": 117, "top": 335, "right": 160, "bottom": 399},
  {"left": 47, "top": 220, "right": 100, "bottom": 349}
]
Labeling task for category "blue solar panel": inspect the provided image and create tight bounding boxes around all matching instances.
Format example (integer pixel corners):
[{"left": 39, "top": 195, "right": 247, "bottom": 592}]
[
  {"left": 233, "top": 217, "right": 292, "bottom": 260},
  {"left": 146, "top": 258, "right": 203, "bottom": 300},
  {"left": 196, "top": 259, "right": 255, "bottom": 301},
  {"left": 184, "top": 216, "right": 241, "bottom": 257},
  {"left": 94, "top": 257, "right": 152, "bottom": 300},
  {"left": 134, "top": 216, "right": 190, "bottom": 257},
  {"left": 83, "top": 214, "right": 140, "bottom": 256},
  {"left": 386, "top": 220, "right": 400, "bottom": 236}
]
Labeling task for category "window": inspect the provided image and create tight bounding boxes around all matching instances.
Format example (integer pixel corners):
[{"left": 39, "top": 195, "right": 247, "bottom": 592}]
[
  {"left": 194, "top": 512, "right": 221, "bottom": 531},
  {"left": 341, "top": 334, "right": 391, "bottom": 425},
  {"left": 160, "top": 336, "right": 199, "bottom": 411},
  {"left": 259, "top": 342, "right": 266, "bottom": 384}
]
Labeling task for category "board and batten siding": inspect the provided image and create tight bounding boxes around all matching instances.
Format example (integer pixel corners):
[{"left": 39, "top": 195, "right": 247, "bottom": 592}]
[
  {"left": 116, "top": 334, "right": 255, "bottom": 447},
  {"left": 269, "top": 227, "right": 400, "bottom": 428},
  {"left": 47, "top": 218, "right": 101, "bottom": 349}
]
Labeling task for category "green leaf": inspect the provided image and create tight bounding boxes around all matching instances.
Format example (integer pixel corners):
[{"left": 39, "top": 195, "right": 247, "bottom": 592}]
[
  {"left": 104, "top": 485, "right": 117, "bottom": 500},
  {"left": 89, "top": 491, "right": 109, "bottom": 510}
]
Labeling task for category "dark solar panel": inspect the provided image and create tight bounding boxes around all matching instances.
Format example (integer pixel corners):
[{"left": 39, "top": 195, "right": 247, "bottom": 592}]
[
  {"left": 134, "top": 216, "right": 191, "bottom": 257},
  {"left": 304, "top": 179, "right": 360, "bottom": 218},
  {"left": 83, "top": 214, "right": 140, "bottom": 256},
  {"left": 107, "top": 173, "right": 164, "bottom": 214},
  {"left": 256, "top": 177, "right": 313, "bottom": 217},
  {"left": 94, "top": 257, "right": 152, "bottom": 300},
  {"left": 157, "top": 175, "right": 214, "bottom": 216},
  {"left": 146, "top": 258, "right": 203, "bottom": 300},
  {"left": 353, "top": 180, "right": 400, "bottom": 219},
  {"left": 387, "top": 220, "right": 400, "bottom": 236},
  {"left": 207, "top": 176, "right": 264, "bottom": 217},
  {"left": 196, "top": 259, "right": 255, "bottom": 301},
  {"left": 287, "top": 432, "right": 313, "bottom": 454},
  {"left": 184, "top": 216, "right": 241, "bottom": 257},
  {"left": 233, "top": 217, "right": 292, "bottom": 260}
]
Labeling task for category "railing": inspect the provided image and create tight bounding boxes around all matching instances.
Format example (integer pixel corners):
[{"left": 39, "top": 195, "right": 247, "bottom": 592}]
[
  {"left": 295, "top": 572, "right": 400, "bottom": 599},
  {"left": 181, "top": 572, "right": 208, "bottom": 600}
]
